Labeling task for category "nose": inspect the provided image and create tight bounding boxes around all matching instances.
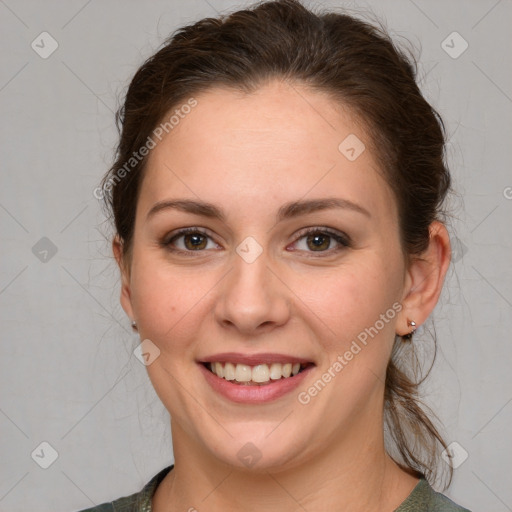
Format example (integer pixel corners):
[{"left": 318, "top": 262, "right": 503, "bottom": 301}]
[{"left": 214, "top": 249, "right": 291, "bottom": 336}]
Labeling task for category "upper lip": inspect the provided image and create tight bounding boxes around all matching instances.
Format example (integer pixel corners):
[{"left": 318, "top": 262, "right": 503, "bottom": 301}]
[{"left": 198, "top": 352, "right": 315, "bottom": 366}]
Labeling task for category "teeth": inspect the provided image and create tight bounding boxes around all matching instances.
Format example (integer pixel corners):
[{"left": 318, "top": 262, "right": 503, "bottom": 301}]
[
  {"left": 214, "top": 362, "right": 224, "bottom": 379},
  {"left": 224, "top": 362, "right": 235, "bottom": 381},
  {"left": 269, "top": 363, "right": 282, "bottom": 380},
  {"left": 252, "top": 364, "right": 270, "bottom": 383},
  {"left": 235, "top": 364, "right": 252, "bottom": 382},
  {"left": 208, "top": 361, "right": 306, "bottom": 384}
]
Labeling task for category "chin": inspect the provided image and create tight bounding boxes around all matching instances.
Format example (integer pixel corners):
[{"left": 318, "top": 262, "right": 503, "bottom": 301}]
[{"left": 200, "top": 423, "right": 312, "bottom": 474}]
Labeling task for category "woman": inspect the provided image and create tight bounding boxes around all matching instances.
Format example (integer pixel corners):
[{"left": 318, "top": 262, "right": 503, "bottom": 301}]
[{"left": 79, "top": 0, "right": 470, "bottom": 510}]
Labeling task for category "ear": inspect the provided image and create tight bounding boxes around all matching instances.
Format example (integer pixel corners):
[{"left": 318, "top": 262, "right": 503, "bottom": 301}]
[
  {"left": 112, "top": 235, "right": 135, "bottom": 322},
  {"left": 397, "top": 221, "right": 451, "bottom": 336}
]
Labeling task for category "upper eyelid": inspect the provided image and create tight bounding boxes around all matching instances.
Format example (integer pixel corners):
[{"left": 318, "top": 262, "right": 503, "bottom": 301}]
[{"left": 294, "top": 226, "right": 348, "bottom": 239}]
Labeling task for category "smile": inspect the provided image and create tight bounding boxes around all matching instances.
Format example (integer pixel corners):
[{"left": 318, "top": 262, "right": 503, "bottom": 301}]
[{"left": 198, "top": 355, "right": 315, "bottom": 403}]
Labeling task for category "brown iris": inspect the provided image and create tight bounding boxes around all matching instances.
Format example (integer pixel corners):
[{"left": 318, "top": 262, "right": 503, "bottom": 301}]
[
  {"left": 306, "top": 233, "right": 330, "bottom": 251},
  {"left": 184, "top": 233, "right": 208, "bottom": 250}
]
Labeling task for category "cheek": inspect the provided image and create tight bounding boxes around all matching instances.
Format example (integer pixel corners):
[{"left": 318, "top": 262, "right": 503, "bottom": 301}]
[
  {"left": 128, "top": 253, "right": 206, "bottom": 348},
  {"left": 321, "top": 263, "right": 402, "bottom": 379},
  {"left": 313, "top": 257, "right": 401, "bottom": 337}
]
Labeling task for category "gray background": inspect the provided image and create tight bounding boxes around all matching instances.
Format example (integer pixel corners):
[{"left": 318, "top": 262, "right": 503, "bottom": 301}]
[{"left": 1, "top": 1, "right": 511, "bottom": 511}]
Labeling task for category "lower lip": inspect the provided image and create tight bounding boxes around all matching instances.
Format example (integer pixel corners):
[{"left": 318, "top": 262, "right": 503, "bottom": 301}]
[{"left": 198, "top": 363, "right": 314, "bottom": 404}]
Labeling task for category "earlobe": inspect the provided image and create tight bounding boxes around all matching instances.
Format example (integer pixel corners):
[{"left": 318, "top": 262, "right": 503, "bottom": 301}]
[
  {"left": 112, "top": 235, "right": 135, "bottom": 321},
  {"left": 397, "top": 221, "right": 451, "bottom": 336}
]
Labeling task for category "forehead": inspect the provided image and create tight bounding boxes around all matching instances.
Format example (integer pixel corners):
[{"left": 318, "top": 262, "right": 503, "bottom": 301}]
[{"left": 139, "top": 80, "right": 396, "bottom": 222}]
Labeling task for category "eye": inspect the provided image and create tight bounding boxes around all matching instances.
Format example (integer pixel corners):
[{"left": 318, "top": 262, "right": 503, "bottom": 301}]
[
  {"left": 162, "top": 227, "right": 220, "bottom": 253},
  {"left": 290, "top": 227, "right": 350, "bottom": 254},
  {"left": 161, "top": 226, "right": 350, "bottom": 255}
]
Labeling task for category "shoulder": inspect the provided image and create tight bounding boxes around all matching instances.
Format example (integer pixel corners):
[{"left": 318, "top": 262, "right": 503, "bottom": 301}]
[
  {"left": 75, "top": 492, "right": 138, "bottom": 512},
  {"left": 396, "top": 478, "right": 471, "bottom": 512},
  {"left": 76, "top": 505, "right": 114, "bottom": 512},
  {"left": 74, "top": 465, "right": 174, "bottom": 512}
]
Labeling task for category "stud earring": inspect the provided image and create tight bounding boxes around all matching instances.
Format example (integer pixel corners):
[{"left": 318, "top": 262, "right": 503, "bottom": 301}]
[
  {"left": 131, "top": 320, "right": 138, "bottom": 332},
  {"left": 402, "top": 320, "right": 416, "bottom": 341}
]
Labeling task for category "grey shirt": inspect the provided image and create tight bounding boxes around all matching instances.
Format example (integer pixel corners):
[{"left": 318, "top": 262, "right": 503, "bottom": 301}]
[{"left": 77, "top": 465, "right": 471, "bottom": 512}]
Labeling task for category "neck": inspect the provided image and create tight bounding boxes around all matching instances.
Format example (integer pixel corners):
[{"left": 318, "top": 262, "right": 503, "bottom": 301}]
[{"left": 153, "top": 415, "right": 419, "bottom": 512}]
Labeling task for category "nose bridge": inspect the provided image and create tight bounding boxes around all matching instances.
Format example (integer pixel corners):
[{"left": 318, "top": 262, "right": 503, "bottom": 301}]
[{"left": 214, "top": 240, "right": 289, "bottom": 333}]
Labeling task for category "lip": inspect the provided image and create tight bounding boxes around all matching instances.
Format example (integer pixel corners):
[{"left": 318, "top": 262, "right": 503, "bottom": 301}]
[
  {"left": 197, "top": 352, "right": 314, "bottom": 366},
  {"left": 198, "top": 361, "right": 315, "bottom": 404}
]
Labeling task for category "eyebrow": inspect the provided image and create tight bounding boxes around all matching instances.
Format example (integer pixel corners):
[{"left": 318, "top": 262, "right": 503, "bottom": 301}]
[{"left": 146, "top": 197, "right": 371, "bottom": 222}]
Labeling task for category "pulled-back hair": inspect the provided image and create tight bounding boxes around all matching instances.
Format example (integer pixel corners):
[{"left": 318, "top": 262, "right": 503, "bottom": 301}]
[{"left": 101, "top": 0, "right": 452, "bottom": 487}]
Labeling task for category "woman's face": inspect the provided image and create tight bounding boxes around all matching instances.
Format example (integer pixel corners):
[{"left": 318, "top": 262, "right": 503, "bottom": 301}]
[{"left": 119, "top": 80, "right": 411, "bottom": 471}]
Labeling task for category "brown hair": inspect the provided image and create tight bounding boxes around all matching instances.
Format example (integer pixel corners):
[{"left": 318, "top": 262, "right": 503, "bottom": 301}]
[{"left": 101, "top": 0, "right": 452, "bottom": 487}]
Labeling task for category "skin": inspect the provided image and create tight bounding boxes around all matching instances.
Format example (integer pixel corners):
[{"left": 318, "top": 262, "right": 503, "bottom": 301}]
[{"left": 113, "top": 79, "right": 451, "bottom": 512}]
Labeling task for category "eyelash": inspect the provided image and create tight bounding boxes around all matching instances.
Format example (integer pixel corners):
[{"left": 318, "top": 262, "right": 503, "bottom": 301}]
[{"left": 161, "top": 226, "right": 351, "bottom": 256}]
